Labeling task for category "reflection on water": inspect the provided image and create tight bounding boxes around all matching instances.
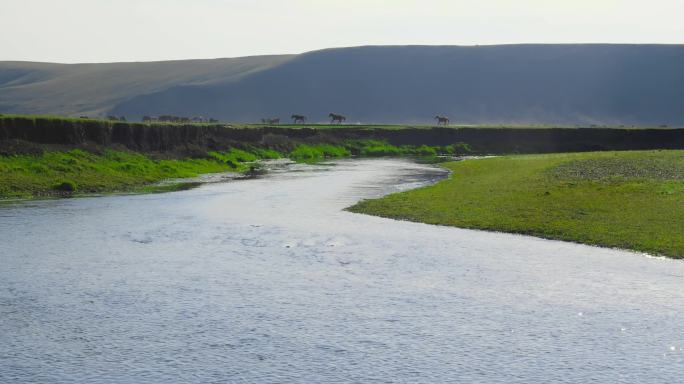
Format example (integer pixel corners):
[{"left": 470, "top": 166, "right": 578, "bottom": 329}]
[{"left": 1, "top": 159, "right": 684, "bottom": 383}]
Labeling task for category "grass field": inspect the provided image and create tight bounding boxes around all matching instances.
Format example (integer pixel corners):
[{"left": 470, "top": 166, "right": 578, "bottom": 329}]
[{"left": 348, "top": 150, "right": 684, "bottom": 258}]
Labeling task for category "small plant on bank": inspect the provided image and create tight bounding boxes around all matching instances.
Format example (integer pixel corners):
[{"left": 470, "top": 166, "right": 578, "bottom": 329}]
[
  {"left": 53, "top": 180, "right": 77, "bottom": 192},
  {"left": 443, "top": 142, "right": 472, "bottom": 155}
]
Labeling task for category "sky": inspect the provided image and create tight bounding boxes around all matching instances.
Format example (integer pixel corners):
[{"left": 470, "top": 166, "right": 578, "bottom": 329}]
[{"left": 2, "top": 0, "right": 683, "bottom": 63}]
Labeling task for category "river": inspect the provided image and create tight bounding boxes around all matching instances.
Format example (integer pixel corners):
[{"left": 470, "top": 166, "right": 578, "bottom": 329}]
[{"left": 1, "top": 159, "right": 684, "bottom": 383}]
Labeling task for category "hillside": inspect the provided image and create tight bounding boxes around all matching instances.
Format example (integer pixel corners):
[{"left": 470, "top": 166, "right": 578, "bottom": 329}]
[
  {"left": 2, "top": 45, "right": 684, "bottom": 125},
  {"left": 0, "top": 55, "right": 294, "bottom": 117}
]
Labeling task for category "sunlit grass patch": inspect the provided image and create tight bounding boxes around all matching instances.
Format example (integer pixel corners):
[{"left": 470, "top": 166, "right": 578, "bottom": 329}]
[
  {"left": 288, "top": 144, "right": 351, "bottom": 161},
  {"left": 0, "top": 148, "right": 271, "bottom": 199},
  {"left": 349, "top": 150, "right": 684, "bottom": 258}
]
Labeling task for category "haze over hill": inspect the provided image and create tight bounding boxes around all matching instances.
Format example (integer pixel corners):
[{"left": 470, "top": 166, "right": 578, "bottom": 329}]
[{"left": 2, "top": 45, "right": 684, "bottom": 125}]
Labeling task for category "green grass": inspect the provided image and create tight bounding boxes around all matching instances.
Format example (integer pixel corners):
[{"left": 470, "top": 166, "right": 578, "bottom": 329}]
[
  {"left": 0, "top": 148, "right": 271, "bottom": 199},
  {"left": 208, "top": 148, "right": 260, "bottom": 165},
  {"left": 285, "top": 141, "right": 470, "bottom": 161},
  {"left": 288, "top": 144, "right": 351, "bottom": 161},
  {"left": 348, "top": 140, "right": 471, "bottom": 158},
  {"left": 348, "top": 150, "right": 684, "bottom": 258},
  {"left": 0, "top": 140, "right": 461, "bottom": 199},
  {"left": 0, "top": 113, "right": 227, "bottom": 127},
  {"left": 0, "top": 114, "right": 107, "bottom": 124}
]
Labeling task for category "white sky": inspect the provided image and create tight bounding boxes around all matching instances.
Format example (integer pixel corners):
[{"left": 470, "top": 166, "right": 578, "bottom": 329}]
[{"left": 2, "top": 0, "right": 683, "bottom": 63}]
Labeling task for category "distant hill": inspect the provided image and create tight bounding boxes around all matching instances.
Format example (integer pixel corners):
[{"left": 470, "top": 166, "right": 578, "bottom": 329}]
[
  {"left": 0, "top": 55, "right": 294, "bottom": 117},
  {"left": 2, "top": 45, "right": 684, "bottom": 125}
]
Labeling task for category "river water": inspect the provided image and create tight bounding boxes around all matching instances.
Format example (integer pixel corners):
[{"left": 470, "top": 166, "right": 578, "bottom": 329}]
[{"left": 1, "top": 159, "right": 684, "bottom": 383}]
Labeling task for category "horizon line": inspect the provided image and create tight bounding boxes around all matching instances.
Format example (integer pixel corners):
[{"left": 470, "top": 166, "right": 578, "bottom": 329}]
[{"left": 3, "top": 42, "right": 684, "bottom": 65}]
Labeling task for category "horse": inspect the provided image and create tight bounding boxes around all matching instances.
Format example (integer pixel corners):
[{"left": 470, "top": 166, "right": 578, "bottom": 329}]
[
  {"left": 291, "top": 114, "right": 307, "bottom": 124},
  {"left": 435, "top": 115, "right": 450, "bottom": 126},
  {"left": 329, "top": 113, "right": 346, "bottom": 124}
]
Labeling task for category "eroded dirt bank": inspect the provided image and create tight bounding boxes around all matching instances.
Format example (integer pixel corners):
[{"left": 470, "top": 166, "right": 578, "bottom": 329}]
[{"left": 2, "top": 116, "right": 684, "bottom": 155}]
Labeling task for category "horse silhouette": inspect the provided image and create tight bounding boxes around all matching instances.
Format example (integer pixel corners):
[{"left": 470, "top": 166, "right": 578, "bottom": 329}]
[
  {"left": 291, "top": 114, "right": 307, "bottom": 124},
  {"left": 435, "top": 115, "right": 450, "bottom": 126},
  {"left": 261, "top": 118, "right": 280, "bottom": 124},
  {"left": 329, "top": 113, "right": 346, "bottom": 124}
]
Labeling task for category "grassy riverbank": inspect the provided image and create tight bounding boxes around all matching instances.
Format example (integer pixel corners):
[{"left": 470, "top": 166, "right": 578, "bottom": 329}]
[
  {"left": 0, "top": 149, "right": 239, "bottom": 199},
  {"left": 349, "top": 150, "right": 684, "bottom": 258},
  {"left": 0, "top": 141, "right": 461, "bottom": 199},
  {"left": 0, "top": 146, "right": 297, "bottom": 198}
]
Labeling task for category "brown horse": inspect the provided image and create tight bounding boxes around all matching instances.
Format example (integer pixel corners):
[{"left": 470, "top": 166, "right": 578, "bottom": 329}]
[
  {"left": 291, "top": 114, "right": 306, "bottom": 124},
  {"left": 435, "top": 115, "right": 450, "bottom": 126},
  {"left": 329, "top": 113, "right": 346, "bottom": 124}
]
